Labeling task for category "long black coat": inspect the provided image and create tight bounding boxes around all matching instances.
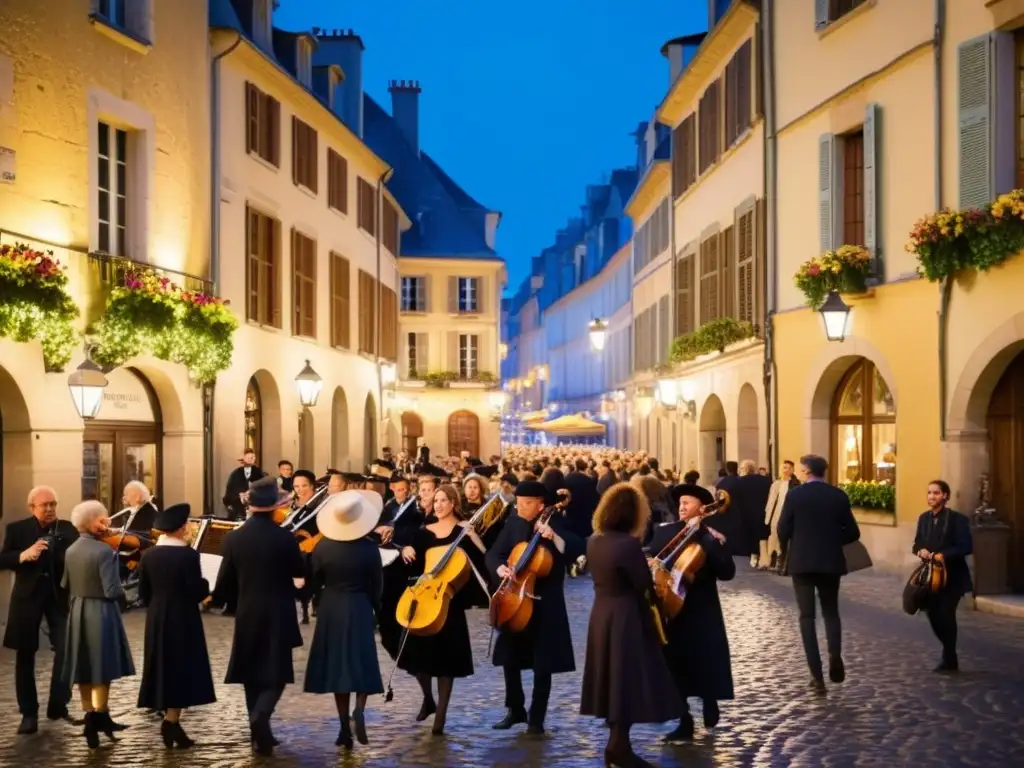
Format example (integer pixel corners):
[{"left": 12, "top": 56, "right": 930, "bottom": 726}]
[
  {"left": 212, "top": 514, "right": 306, "bottom": 686},
  {"left": 735, "top": 474, "right": 772, "bottom": 556},
  {"left": 913, "top": 508, "right": 973, "bottom": 597},
  {"left": 373, "top": 499, "right": 427, "bottom": 660},
  {"left": 137, "top": 543, "right": 216, "bottom": 710},
  {"left": 580, "top": 532, "right": 682, "bottom": 724},
  {"left": 222, "top": 464, "right": 266, "bottom": 518},
  {"left": 777, "top": 481, "right": 860, "bottom": 575},
  {"left": 563, "top": 471, "right": 600, "bottom": 539},
  {"left": 713, "top": 474, "right": 743, "bottom": 555},
  {"left": 0, "top": 517, "right": 78, "bottom": 651},
  {"left": 485, "top": 513, "right": 583, "bottom": 674},
  {"left": 646, "top": 521, "right": 735, "bottom": 701}
]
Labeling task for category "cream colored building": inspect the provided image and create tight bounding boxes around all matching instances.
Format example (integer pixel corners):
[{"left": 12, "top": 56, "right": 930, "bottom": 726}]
[
  {"left": 0, "top": 1, "right": 210, "bottom": 522},
  {"left": 209, "top": 11, "right": 407, "bottom": 485}
]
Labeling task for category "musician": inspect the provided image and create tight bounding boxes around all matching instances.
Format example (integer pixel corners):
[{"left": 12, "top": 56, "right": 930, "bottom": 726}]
[
  {"left": 581, "top": 484, "right": 681, "bottom": 768},
  {"left": 486, "top": 480, "right": 584, "bottom": 736},
  {"left": 646, "top": 484, "right": 734, "bottom": 743},
  {"left": 372, "top": 475, "right": 421, "bottom": 660},
  {"left": 416, "top": 470, "right": 445, "bottom": 524},
  {"left": 462, "top": 473, "right": 487, "bottom": 515},
  {"left": 292, "top": 470, "right": 318, "bottom": 624},
  {"left": 223, "top": 449, "right": 266, "bottom": 521},
  {"left": 397, "top": 485, "right": 486, "bottom": 735},
  {"left": 913, "top": 480, "right": 973, "bottom": 672},
  {"left": 0, "top": 486, "right": 78, "bottom": 735},
  {"left": 122, "top": 481, "right": 159, "bottom": 533},
  {"left": 210, "top": 476, "right": 306, "bottom": 756},
  {"left": 326, "top": 470, "right": 346, "bottom": 494},
  {"left": 277, "top": 460, "right": 295, "bottom": 493},
  {"left": 62, "top": 501, "right": 135, "bottom": 749},
  {"left": 136, "top": 503, "right": 216, "bottom": 749},
  {"left": 303, "top": 490, "right": 384, "bottom": 750}
]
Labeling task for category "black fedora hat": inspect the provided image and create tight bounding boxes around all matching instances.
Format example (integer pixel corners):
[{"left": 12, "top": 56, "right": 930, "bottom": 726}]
[
  {"left": 670, "top": 483, "right": 715, "bottom": 507},
  {"left": 153, "top": 502, "right": 191, "bottom": 532},
  {"left": 248, "top": 475, "right": 292, "bottom": 512}
]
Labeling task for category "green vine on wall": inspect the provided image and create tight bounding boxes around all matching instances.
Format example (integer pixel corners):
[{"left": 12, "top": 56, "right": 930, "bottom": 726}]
[
  {"left": 416, "top": 370, "right": 497, "bottom": 388},
  {"left": 0, "top": 243, "right": 79, "bottom": 372},
  {"left": 89, "top": 268, "right": 238, "bottom": 384},
  {"left": 668, "top": 317, "right": 756, "bottom": 365},
  {"left": 839, "top": 480, "right": 895, "bottom": 513}
]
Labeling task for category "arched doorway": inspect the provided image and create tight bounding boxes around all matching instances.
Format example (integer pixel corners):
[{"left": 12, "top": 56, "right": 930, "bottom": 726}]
[
  {"left": 699, "top": 394, "right": 726, "bottom": 483},
  {"left": 737, "top": 383, "right": 759, "bottom": 465},
  {"left": 363, "top": 394, "right": 377, "bottom": 468},
  {"left": 331, "top": 387, "right": 349, "bottom": 471},
  {"left": 401, "top": 411, "right": 424, "bottom": 457},
  {"left": 448, "top": 410, "right": 480, "bottom": 457},
  {"left": 82, "top": 367, "right": 163, "bottom": 511},
  {"left": 244, "top": 376, "right": 262, "bottom": 467},
  {"left": 0, "top": 365, "right": 31, "bottom": 518},
  {"left": 987, "top": 350, "right": 1024, "bottom": 591},
  {"left": 830, "top": 358, "right": 896, "bottom": 484},
  {"left": 299, "top": 408, "right": 315, "bottom": 471}
]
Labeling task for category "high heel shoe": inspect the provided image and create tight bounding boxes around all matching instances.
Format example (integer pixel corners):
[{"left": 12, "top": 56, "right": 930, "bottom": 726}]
[
  {"left": 170, "top": 721, "right": 194, "bottom": 748},
  {"left": 352, "top": 708, "right": 368, "bottom": 745},
  {"left": 82, "top": 712, "right": 100, "bottom": 750},
  {"left": 415, "top": 698, "right": 436, "bottom": 722},
  {"left": 335, "top": 719, "right": 353, "bottom": 749},
  {"left": 160, "top": 720, "right": 174, "bottom": 748},
  {"left": 96, "top": 711, "right": 127, "bottom": 741}
]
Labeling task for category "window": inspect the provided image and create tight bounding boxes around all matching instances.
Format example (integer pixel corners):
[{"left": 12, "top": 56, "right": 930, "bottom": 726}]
[
  {"left": 327, "top": 149, "right": 348, "bottom": 213},
  {"left": 841, "top": 130, "right": 865, "bottom": 247},
  {"left": 297, "top": 39, "right": 312, "bottom": 88},
  {"left": 736, "top": 205, "right": 758, "bottom": 325},
  {"left": 329, "top": 253, "right": 350, "bottom": 349},
  {"left": 97, "top": 0, "right": 126, "bottom": 28},
  {"left": 358, "top": 269, "right": 377, "bottom": 354},
  {"left": 94, "top": 0, "right": 149, "bottom": 40},
  {"left": 97, "top": 121, "right": 129, "bottom": 256},
  {"left": 252, "top": 0, "right": 272, "bottom": 49},
  {"left": 819, "top": 106, "right": 877, "bottom": 257},
  {"left": 719, "top": 225, "right": 735, "bottom": 320},
  {"left": 407, "top": 332, "right": 428, "bottom": 377},
  {"left": 699, "top": 234, "right": 720, "bottom": 325},
  {"left": 455, "top": 277, "right": 479, "bottom": 313},
  {"left": 382, "top": 199, "right": 400, "bottom": 255},
  {"left": 816, "top": 0, "right": 868, "bottom": 28},
  {"left": 401, "top": 276, "right": 426, "bottom": 312},
  {"left": 831, "top": 358, "right": 896, "bottom": 486},
  {"left": 246, "top": 207, "right": 281, "bottom": 327},
  {"left": 357, "top": 178, "right": 376, "bottom": 235},
  {"left": 698, "top": 80, "right": 721, "bottom": 175},
  {"left": 292, "top": 117, "right": 318, "bottom": 192},
  {"left": 458, "top": 334, "right": 479, "bottom": 379},
  {"left": 674, "top": 254, "right": 695, "bottom": 335},
  {"left": 632, "top": 199, "right": 670, "bottom": 274},
  {"left": 724, "top": 40, "right": 753, "bottom": 148},
  {"left": 380, "top": 286, "right": 398, "bottom": 361},
  {"left": 245, "top": 83, "right": 280, "bottom": 166},
  {"left": 672, "top": 114, "right": 697, "bottom": 198},
  {"left": 1015, "top": 31, "right": 1024, "bottom": 189},
  {"left": 291, "top": 230, "right": 316, "bottom": 338}
]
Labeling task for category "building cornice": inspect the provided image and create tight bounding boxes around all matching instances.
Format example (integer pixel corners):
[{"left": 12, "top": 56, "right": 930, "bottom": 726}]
[
  {"left": 545, "top": 242, "right": 632, "bottom": 315},
  {"left": 625, "top": 161, "right": 670, "bottom": 220}
]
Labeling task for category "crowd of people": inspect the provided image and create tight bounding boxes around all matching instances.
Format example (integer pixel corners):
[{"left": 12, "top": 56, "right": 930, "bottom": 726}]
[{"left": 0, "top": 441, "right": 973, "bottom": 766}]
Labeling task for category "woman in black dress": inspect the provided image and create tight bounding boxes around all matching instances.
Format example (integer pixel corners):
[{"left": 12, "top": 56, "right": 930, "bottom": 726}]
[
  {"left": 396, "top": 484, "right": 486, "bottom": 735},
  {"left": 303, "top": 490, "right": 385, "bottom": 750},
  {"left": 581, "top": 483, "right": 682, "bottom": 767},
  {"left": 137, "top": 503, "right": 216, "bottom": 749}
]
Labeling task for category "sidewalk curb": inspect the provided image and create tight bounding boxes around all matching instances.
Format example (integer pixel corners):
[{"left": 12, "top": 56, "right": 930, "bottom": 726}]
[{"left": 974, "top": 595, "right": 1024, "bottom": 619}]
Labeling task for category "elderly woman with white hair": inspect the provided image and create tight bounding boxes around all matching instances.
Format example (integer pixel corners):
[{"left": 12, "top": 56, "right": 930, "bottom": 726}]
[
  {"left": 62, "top": 500, "right": 135, "bottom": 750},
  {"left": 121, "top": 480, "right": 158, "bottom": 533}
]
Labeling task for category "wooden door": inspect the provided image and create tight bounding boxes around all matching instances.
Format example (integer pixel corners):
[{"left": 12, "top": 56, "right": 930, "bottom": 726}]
[
  {"left": 447, "top": 410, "right": 479, "bottom": 458},
  {"left": 401, "top": 412, "right": 423, "bottom": 457},
  {"left": 987, "top": 350, "right": 1024, "bottom": 592}
]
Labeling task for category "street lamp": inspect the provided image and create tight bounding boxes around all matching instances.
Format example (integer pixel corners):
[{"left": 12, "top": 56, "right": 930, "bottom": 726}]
[
  {"left": 295, "top": 359, "right": 323, "bottom": 407},
  {"left": 656, "top": 378, "right": 678, "bottom": 409},
  {"left": 67, "top": 353, "right": 108, "bottom": 420},
  {"left": 678, "top": 379, "right": 698, "bottom": 419},
  {"left": 819, "top": 291, "right": 852, "bottom": 342},
  {"left": 589, "top": 318, "right": 608, "bottom": 352}
]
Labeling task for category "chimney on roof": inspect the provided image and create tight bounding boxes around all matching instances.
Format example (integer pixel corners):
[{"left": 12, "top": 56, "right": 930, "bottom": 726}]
[
  {"left": 313, "top": 29, "right": 364, "bottom": 137},
  {"left": 661, "top": 33, "right": 706, "bottom": 86},
  {"left": 389, "top": 80, "right": 422, "bottom": 156},
  {"left": 632, "top": 121, "right": 648, "bottom": 170}
]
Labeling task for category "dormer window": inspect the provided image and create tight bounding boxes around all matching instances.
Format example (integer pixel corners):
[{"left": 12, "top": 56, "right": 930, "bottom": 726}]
[
  {"left": 328, "top": 68, "right": 341, "bottom": 110},
  {"left": 253, "top": 0, "right": 272, "bottom": 50},
  {"left": 297, "top": 39, "right": 312, "bottom": 89}
]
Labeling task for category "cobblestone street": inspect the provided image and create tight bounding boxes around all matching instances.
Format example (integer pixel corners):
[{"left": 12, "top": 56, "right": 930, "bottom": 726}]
[{"left": 1, "top": 563, "right": 1022, "bottom": 767}]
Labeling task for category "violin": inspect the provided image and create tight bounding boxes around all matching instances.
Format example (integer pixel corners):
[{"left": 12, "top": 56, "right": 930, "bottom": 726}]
[
  {"left": 649, "top": 490, "right": 730, "bottom": 623},
  {"left": 488, "top": 489, "right": 571, "bottom": 633}
]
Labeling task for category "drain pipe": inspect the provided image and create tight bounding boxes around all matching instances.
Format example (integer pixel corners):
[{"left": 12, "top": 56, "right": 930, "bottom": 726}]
[
  {"left": 933, "top": 0, "right": 948, "bottom": 441},
  {"left": 204, "top": 30, "right": 242, "bottom": 516},
  {"left": 762, "top": 0, "right": 780, "bottom": 475}
]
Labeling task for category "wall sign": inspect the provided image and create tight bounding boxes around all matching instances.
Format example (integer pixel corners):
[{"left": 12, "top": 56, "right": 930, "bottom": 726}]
[{"left": 97, "top": 368, "right": 157, "bottom": 422}]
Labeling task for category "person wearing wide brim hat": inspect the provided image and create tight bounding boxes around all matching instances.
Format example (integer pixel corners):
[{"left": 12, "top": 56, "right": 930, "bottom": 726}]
[
  {"left": 137, "top": 501, "right": 217, "bottom": 747},
  {"left": 246, "top": 476, "right": 293, "bottom": 514},
  {"left": 669, "top": 483, "right": 716, "bottom": 510},
  {"left": 304, "top": 490, "right": 386, "bottom": 747}
]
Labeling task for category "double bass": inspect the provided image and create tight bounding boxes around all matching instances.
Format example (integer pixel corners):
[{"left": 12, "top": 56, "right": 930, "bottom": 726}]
[
  {"left": 488, "top": 488, "right": 571, "bottom": 633},
  {"left": 649, "top": 490, "right": 730, "bottom": 624}
]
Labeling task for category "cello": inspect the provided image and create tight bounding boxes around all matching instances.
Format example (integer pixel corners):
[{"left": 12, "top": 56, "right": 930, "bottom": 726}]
[
  {"left": 488, "top": 488, "right": 571, "bottom": 633},
  {"left": 649, "top": 490, "right": 730, "bottom": 623}
]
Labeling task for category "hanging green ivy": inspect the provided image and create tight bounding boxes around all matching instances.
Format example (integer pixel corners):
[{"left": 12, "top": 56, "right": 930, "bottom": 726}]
[
  {"left": 668, "top": 317, "right": 756, "bottom": 365},
  {"left": 90, "top": 268, "right": 237, "bottom": 384},
  {"left": 0, "top": 243, "right": 79, "bottom": 372}
]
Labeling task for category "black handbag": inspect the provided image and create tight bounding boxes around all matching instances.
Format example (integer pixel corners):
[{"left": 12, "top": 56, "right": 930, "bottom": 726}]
[{"left": 842, "top": 541, "right": 872, "bottom": 573}]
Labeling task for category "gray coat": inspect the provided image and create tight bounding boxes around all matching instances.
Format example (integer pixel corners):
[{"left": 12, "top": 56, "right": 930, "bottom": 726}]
[{"left": 61, "top": 535, "right": 135, "bottom": 685}]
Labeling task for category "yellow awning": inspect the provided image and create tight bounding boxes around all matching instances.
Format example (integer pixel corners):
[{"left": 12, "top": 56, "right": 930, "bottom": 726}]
[
  {"left": 526, "top": 412, "right": 606, "bottom": 437},
  {"left": 520, "top": 410, "right": 549, "bottom": 423}
]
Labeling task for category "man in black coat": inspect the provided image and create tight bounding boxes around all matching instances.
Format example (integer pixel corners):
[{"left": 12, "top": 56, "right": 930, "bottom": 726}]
[
  {"left": 777, "top": 454, "right": 860, "bottom": 693},
  {"left": 564, "top": 459, "right": 599, "bottom": 540},
  {"left": 485, "top": 481, "right": 583, "bottom": 736},
  {"left": 736, "top": 460, "right": 772, "bottom": 565},
  {"left": 913, "top": 480, "right": 973, "bottom": 672},
  {"left": 713, "top": 462, "right": 743, "bottom": 555},
  {"left": 211, "top": 476, "right": 305, "bottom": 756},
  {"left": 0, "top": 486, "right": 79, "bottom": 734},
  {"left": 222, "top": 449, "right": 266, "bottom": 521}
]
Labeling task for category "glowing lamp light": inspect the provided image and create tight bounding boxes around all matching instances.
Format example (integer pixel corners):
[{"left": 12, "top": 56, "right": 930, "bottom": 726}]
[
  {"left": 295, "top": 359, "right": 323, "bottom": 408},
  {"left": 381, "top": 362, "right": 397, "bottom": 386},
  {"left": 589, "top": 318, "right": 608, "bottom": 352},
  {"left": 536, "top": 364, "right": 549, "bottom": 381},
  {"left": 488, "top": 390, "right": 507, "bottom": 409},
  {"left": 656, "top": 379, "right": 679, "bottom": 408},
  {"left": 819, "top": 291, "right": 851, "bottom": 342},
  {"left": 67, "top": 356, "right": 108, "bottom": 420}
]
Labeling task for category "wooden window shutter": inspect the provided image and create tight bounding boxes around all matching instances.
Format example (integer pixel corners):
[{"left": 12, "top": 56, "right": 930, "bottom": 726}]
[
  {"left": 447, "top": 276, "right": 459, "bottom": 313},
  {"left": 291, "top": 116, "right": 299, "bottom": 186},
  {"left": 736, "top": 207, "right": 755, "bottom": 326},
  {"left": 268, "top": 97, "right": 281, "bottom": 166},
  {"left": 863, "top": 102, "right": 881, "bottom": 276},
  {"left": 309, "top": 127, "right": 318, "bottom": 194},
  {"left": 417, "top": 332, "right": 429, "bottom": 375},
  {"left": 755, "top": 198, "right": 766, "bottom": 331},
  {"left": 957, "top": 36, "right": 992, "bottom": 209},
  {"left": 738, "top": 39, "right": 752, "bottom": 131},
  {"left": 246, "top": 83, "right": 258, "bottom": 154},
  {"left": 270, "top": 217, "right": 282, "bottom": 328},
  {"left": 819, "top": 134, "right": 835, "bottom": 252},
  {"left": 418, "top": 276, "right": 428, "bottom": 312},
  {"left": 658, "top": 296, "right": 670, "bottom": 364},
  {"left": 476, "top": 276, "right": 486, "bottom": 314},
  {"left": 814, "top": 0, "right": 829, "bottom": 28},
  {"left": 446, "top": 330, "right": 459, "bottom": 371},
  {"left": 725, "top": 56, "right": 738, "bottom": 146},
  {"left": 675, "top": 253, "right": 695, "bottom": 336},
  {"left": 699, "top": 236, "right": 720, "bottom": 325},
  {"left": 719, "top": 226, "right": 735, "bottom": 320}
]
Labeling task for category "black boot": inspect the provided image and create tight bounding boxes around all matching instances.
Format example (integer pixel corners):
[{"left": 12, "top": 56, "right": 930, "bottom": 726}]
[
  {"left": 492, "top": 707, "right": 527, "bottom": 730},
  {"left": 161, "top": 720, "right": 174, "bottom": 748},
  {"left": 664, "top": 714, "right": 694, "bottom": 744},
  {"left": 96, "top": 711, "right": 128, "bottom": 741},
  {"left": 251, "top": 716, "right": 274, "bottom": 756},
  {"left": 702, "top": 699, "right": 720, "bottom": 729},
  {"left": 335, "top": 718, "right": 353, "bottom": 749},
  {"left": 352, "top": 707, "right": 368, "bottom": 745},
  {"left": 82, "top": 712, "right": 101, "bottom": 750},
  {"left": 171, "top": 721, "right": 194, "bottom": 748}
]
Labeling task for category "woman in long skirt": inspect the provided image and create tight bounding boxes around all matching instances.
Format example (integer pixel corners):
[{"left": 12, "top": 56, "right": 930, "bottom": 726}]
[
  {"left": 303, "top": 490, "right": 385, "bottom": 750},
  {"left": 62, "top": 501, "right": 136, "bottom": 749},
  {"left": 137, "top": 503, "right": 216, "bottom": 748}
]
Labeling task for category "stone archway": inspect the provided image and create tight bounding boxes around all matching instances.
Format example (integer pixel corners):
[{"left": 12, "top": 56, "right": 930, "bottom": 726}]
[
  {"left": 737, "top": 383, "right": 759, "bottom": 465},
  {"left": 0, "top": 364, "right": 32, "bottom": 519},
  {"left": 330, "top": 387, "right": 349, "bottom": 471},
  {"left": 401, "top": 411, "right": 424, "bottom": 457},
  {"left": 363, "top": 393, "right": 378, "bottom": 469},
  {"left": 699, "top": 394, "right": 727, "bottom": 483}
]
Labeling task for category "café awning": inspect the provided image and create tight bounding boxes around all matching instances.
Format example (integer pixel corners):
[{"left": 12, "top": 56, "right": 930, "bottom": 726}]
[{"left": 526, "top": 412, "right": 606, "bottom": 437}]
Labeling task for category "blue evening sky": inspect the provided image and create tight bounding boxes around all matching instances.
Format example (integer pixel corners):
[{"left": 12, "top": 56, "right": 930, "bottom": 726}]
[{"left": 275, "top": 1, "right": 707, "bottom": 294}]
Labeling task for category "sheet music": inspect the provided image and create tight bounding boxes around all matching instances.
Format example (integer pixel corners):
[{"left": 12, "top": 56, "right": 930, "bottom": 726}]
[{"left": 199, "top": 553, "right": 223, "bottom": 587}]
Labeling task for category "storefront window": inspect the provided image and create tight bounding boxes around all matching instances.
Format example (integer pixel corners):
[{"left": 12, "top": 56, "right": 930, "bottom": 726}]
[
  {"left": 831, "top": 359, "right": 896, "bottom": 483},
  {"left": 244, "top": 377, "right": 262, "bottom": 467}
]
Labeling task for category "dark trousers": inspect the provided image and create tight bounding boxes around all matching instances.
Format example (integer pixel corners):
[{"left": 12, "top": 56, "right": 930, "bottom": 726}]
[
  {"left": 503, "top": 666, "right": 552, "bottom": 726},
  {"left": 242, "top": 683, "right": 285, "bottom": 724},
  {"left": 926, "top": 590, "right": 961, "bottom": 662},
  {"left": 15, "top": 601, "right": 71, "bottom": 717},
  {"left": 792, "top": 573, "right": 842, "bottom": 679}
]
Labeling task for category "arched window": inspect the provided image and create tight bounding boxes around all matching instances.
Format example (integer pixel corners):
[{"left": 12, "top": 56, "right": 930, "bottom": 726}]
[
  {"left": 244, "top": 377, "right": 262, "bottom": 467},
  {"left": 831, "top": 359, "right": 896, "bottom": 483}
]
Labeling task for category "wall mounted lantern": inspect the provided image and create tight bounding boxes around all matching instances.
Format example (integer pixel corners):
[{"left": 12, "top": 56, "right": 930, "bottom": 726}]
[
  {"left": 819, "top": 291, "right": 851, "bottom": 343},
  {"left": 67, "top": 350, "right": 108, "bottom": 420},
  {"left": 589, "top": 318, "right": 608, "bottom": 352},
  {"left": 295, "top": 359, "right": 323, "bottom": 408}
]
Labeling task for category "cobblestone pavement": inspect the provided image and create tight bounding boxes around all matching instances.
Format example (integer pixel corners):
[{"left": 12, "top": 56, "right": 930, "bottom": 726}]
[{"left": 1, "top": 563, "right": 1023, "bottom": 767}]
